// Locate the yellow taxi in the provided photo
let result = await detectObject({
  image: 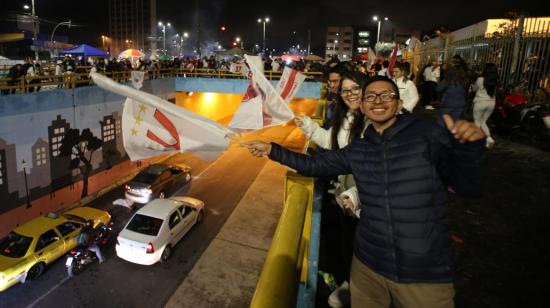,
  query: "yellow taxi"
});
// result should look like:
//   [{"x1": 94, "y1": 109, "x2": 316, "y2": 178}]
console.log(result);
[{"x1": 0, "y1": 207, "x2": 111, "y2": 292}]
